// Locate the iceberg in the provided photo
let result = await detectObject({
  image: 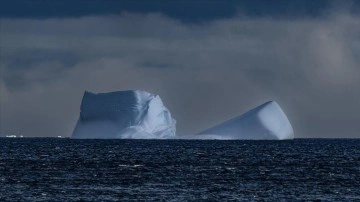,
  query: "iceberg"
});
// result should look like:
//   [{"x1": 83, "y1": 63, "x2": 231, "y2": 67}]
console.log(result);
[
  {"x1": 197, "y1": 101, "x2": 294, "y2": 140},
  {"x1": 71, "y1": 90, "x2": 176, "y2": 139},
  {"x1": 71, "y1": 89, "x2": 293, "y2": 140}
]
